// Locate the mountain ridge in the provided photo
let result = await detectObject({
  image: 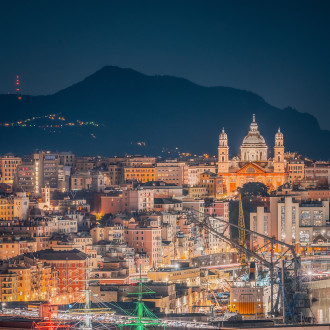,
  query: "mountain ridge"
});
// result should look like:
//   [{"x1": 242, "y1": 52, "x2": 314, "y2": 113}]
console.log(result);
[{"x1": 0, "y1": 65, "x2": 328, "y2": 159}]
